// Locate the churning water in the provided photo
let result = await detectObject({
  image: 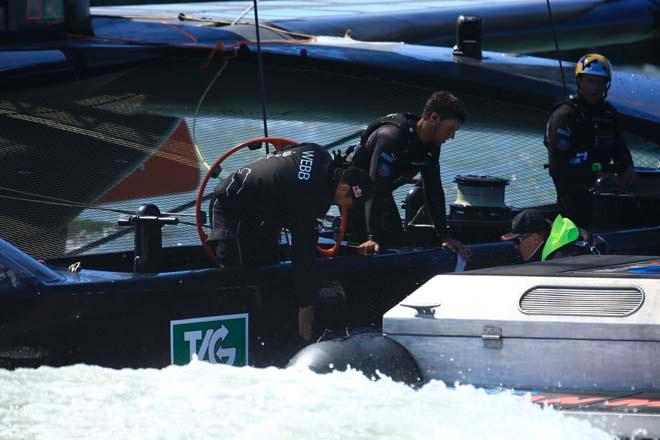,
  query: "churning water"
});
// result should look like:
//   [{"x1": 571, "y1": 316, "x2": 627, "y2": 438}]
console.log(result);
[{"x1": 0, "y1": 361, "x2": 611, "y2": 440}]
